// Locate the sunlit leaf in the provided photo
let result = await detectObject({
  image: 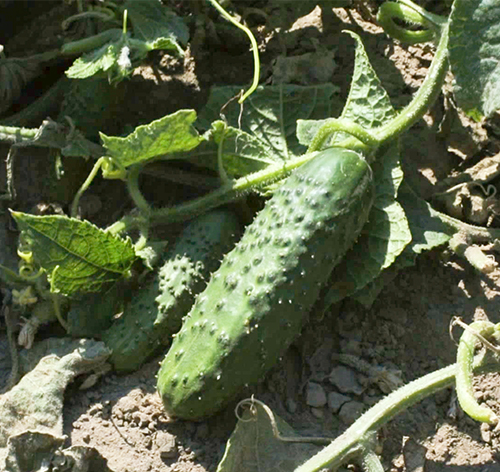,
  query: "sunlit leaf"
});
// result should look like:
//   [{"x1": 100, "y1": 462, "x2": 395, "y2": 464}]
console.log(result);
[
  {"x1": 449, "y1": 0, "x2": 500, "y2": 120},
  {"x1": 100, "y1": 109, "x2": 204, "y2": 168},
  {"x1": 11, "y1": 211, "x2": 136, "y2": 296}
]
